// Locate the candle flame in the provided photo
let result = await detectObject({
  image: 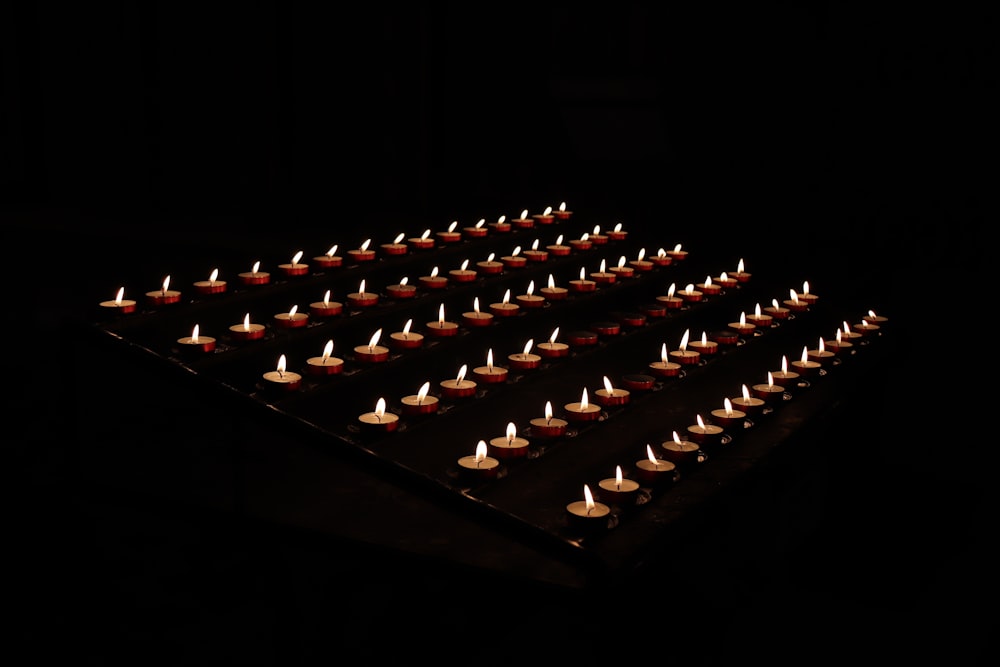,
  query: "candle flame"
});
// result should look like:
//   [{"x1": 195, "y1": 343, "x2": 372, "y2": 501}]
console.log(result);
[
  {"x1": 583, "y1": 484, "x2": 595, "y2": 511},
  {"x1": 399, "y1": 276, "x2": 408, "y2": 286},
  {"x1": 740, "y1": 311, "x2": 747, "y2": 326},
  {"x1": 322, "y1": 339, "x2": 334, "y2": 361},
  {"x1": 549, "y1": 327, "x2": 560, "y2": 344},
  {"x1": 438, "y1": 303, "x2": 446, "y2": 325},
  {"x1": 673, "y1": 243, "x2": 683, "y2": 253},
  {"x1": 742, "y1": 384, "x2": 751, "y2": 401},
  {"x1": 360, "y1": 239, "x2": 371, "y2": 251},
  {"x1": 556, "y1": 234, "x2": 564, "y2": 245},
  {"x1": 836, "y1": 329, "x2": 843, "y2": 343},
  {"x1": 369, "y1": 328, "x2": 382, "y2": 350},
  {"x1": 252, "y1": 261, "x2": 261, "y2": 274},
  {"x1": 615, "y1": 465, "x2": 624, "y2": 486},
  {"x1": 502, "y1": 289, "x2": 511, "y2": 305},
  {"x1": 417, "y1": 381, "x2": 430, "y2": 404},
  {"x1": 526, "y1": 280, "x2": 535, "y2": 297},
  {"x1": 545, "y1": 401, "x2": 553, "y2": 421},
  {"x1": 323, "y1": 289, "x2": 332, "y2": 305},
  {"x1": 277, "y1": 354, "x2": 287, "y2": 374},
  {"x1": 520, "y1": 209, "x2": 529, "y2": 219},
  {"x1": 802, "y1": 280, "x2": 811, "y2": 295},
  {"x1": 421, "y1": 229, "x2": 431, "y2": 240},
  {"x1": 548, "y1": 274, "x2": 556, "y2": 289},
  {"x1": 772, "y1": 298, "x2": 781, "y2": 310},
  {"x1": 617, "y1": 256, "x2": 626, "y2": 269},
  {"x1": 685, "y1": 283, "x2": 695, "y2": 293},
  {"x1": 191, "y1": 324, "x2": 200, "y2": 342},
  {"x1": 456, "y1": 364, "x2": 467, "y2": 383},
  {"x1": 755, "y1": 303, "x2": 764, "y2": 317},
  {"x1": 243, "y1": 313, "x2": 251, "y2": 330},
  {"x1": 700, "y1": 331, "x2": 708, "y2": 345},
  {"x1": 704, "y1": 275, "x2": 713, "y2": 287},
  {"x1": 696, "y1": 414, "x2": 706, "y2": 429},
  {"x1": 506, "y1": 422, "x2": 517, "y2": 442},
  {"x1": 559, "y1": 202, "x2": 567, "y2": 212},
  {"x1": 667, "y1": 283, "x2": 676, "y2": 298},
  {"x1": 476, "y1": 218, "x2": 486, "y2": 229},
  {"x1": 581, "y1": 232, "x2": 589, "y2": 241},
  {"x1": 430, "y1": 266, "x2": 439, "y2": 278},
  {"x1": 603, "y1": 375, "x2": 614, "y2": 395},
  {"x1": 818, "y1": 337, "x2": 826, "y2": 353},
  {"x1": 327, "y1": 244, "x2": 338, "y2": 257},
  {"x1": 868, "y1": 309, "x2": 878, "y2": 319},
  {"x1": 737, "y1": 258, "x2": 745, "y2": 273},
  {"x1": 523, "y1": 339, "x2": 533, "y2": 355},
  {"x1": 720, "y1": 271, "x2": 729, "y2": 282},
  {"x1": 657, "y1": 248, "x2": 666, "y2": 258},
  {"x1": 292, "y1": 250, "x2": 303, "y2": 265},
  {"x1": 661, "y1": 343, "x2": 669, "y2": 363},
  {"x1": 209, "y1": 268, "x2": 219, "y2": 283},
  {"x1": 781, "y1": 355, "x2": 789, "y2": 374},
  {"x1": 646, "y1": 444, "x2": 658, "y2": 466},
  {"x1": 162, "y1": 275, "x2": 171, "y2": 292},
  {"x1": 842, "y1": 321, "x2": 851, "y2": 335},
  {"x1": 359, "y1": 279, "x2": 366, "y2": 295},
  {"x1": 801, "y1": 346, "x2": 809, "y2": 363},
  {"x1": 724, "y1": 397, "x2": 733, "y2": 416},
  {"x1": 637, "y1": 248, "x2": 646, "y2": 261},
  {"x1": 374, "y1": 397, "x2": 386, "y2": 419},
  {"x1": 580, "y1": 388, "x2": 589, "y2": 410},
  {"x1": 475, "y1": 440, "x2": 487, "y2": 463},
  {"x1": 393, "y1": 232, "x2": 405, "y2": 244},
  {"x1": 614, "y1": 222, "x2": 623, "y2": 233},
  {"x1": 579, "y1": 267, "x2": 586, "y2": 281},
  {"x1": 672, "y1": 430, "x2": 683, "y2": 445},
  {"x1": 593, "y1": 225, "x2": 601, "y2": 235},
  {"x1": 487, "y1": 252, "x2": 495, "y2": 262},
  {"x1": 114, "y1": 287, "x2": 125, "y2": 304},
  {"x1": 486, "y1": 348, "x2": 494, "y2": 370},
  {"x1": 679, "y1": 329, "x2": 690, "y2": 351},
  {"x1": 532, "y1": 238, "x2": 539, "y2": 251},
  {"x1": 448, "y1": 221, "x2": 457, "y2": 233},
  {"x1": 788, "y1": 289, "x2": 799, "y2": 304},
  {"x1": 473, "y1": 297, "x2": 481, "y2": 314},
  {"x1": 600, "y1": 259, "x2": 607, "y2": 273},
  {"x1": 461, "y1": 259, "x2": 469, "y2": 271},
  {"x1": 543, "y1": 206, "x2": 552, "y2": 216},
  {"x1": 767, "y1": 371, "x2": 775, "y2": 387},
  {"x1": 288, "y1": 305, "x2": 298, "y2": 317},
  {"x1": 512, "y1": 245, "x2": 521, "y2": 257},
  {"x1": 403, "y1": 318, "x2": 412, "y2": 335}
]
